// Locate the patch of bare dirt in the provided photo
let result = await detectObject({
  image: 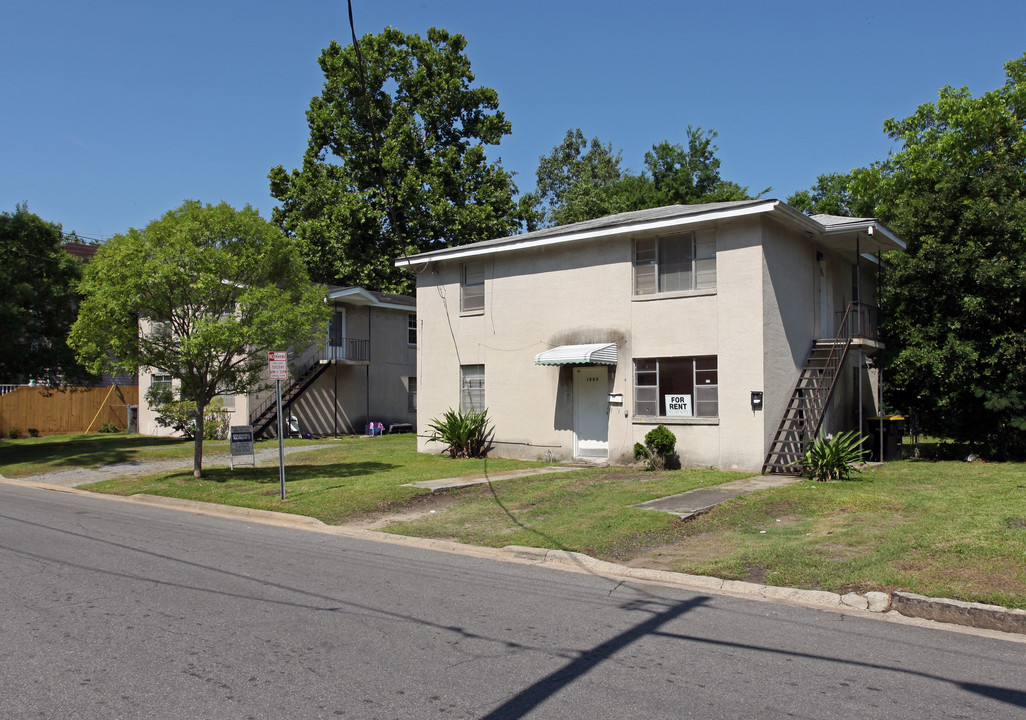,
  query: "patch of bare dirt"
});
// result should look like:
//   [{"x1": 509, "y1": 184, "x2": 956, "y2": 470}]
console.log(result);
[
  {"x1": 340, "y1": 492, "x2": 459, "y2": 530},
  {"x1": 620, "y1": 532, "x2": 740, "y2": 573}
]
